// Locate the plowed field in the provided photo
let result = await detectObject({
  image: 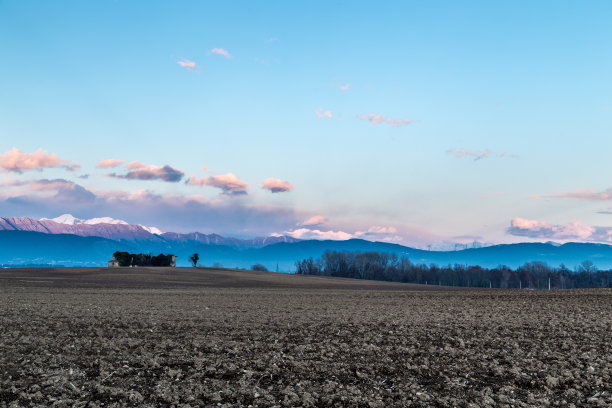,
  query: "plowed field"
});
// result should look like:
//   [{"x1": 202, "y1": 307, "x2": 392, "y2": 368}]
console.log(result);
[{"x1": 1, "y1": 268, "x2": 610, "y2": 407}]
